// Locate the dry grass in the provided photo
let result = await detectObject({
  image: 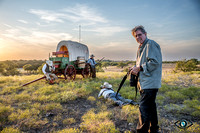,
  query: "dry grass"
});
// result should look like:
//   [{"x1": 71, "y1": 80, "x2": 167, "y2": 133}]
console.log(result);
[{"x1": 0, "y1": 63, "x2": 200, "y2": 132}]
